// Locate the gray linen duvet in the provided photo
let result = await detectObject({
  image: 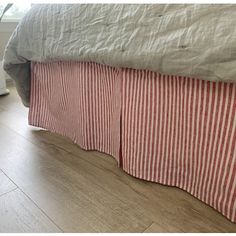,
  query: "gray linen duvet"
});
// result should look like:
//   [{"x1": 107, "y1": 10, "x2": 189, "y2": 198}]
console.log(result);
[{"x1": 3, "y1": 4, "x2": 236, "y2": 106}]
